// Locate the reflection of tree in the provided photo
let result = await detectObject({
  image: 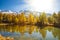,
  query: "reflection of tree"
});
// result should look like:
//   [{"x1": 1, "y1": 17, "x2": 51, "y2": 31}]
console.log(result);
[
  {"x1": 0, "y1": 25, "x2": 60, "y2": 40},
  {"x1": 52, "y1": 28, "x2": 58, "y2": 38},
  {"x1": 52, "y1": 28, "x2": 60, "y2": 40},
  {"x1": 28, "y1": 26, "x2": 35, "y2": 34},
  {"x1": 0, "y1": 26, "x2": 4, "y2": 32},
  {"x1": 36, "y1": 27, "x2": 39, "y2": 32},
  {"x1": 5, "y1": 25, "x2": 14, "y2": 32},
  {"x1": 19, "y1": 25, "x2": 26, "y2": 34},
  {"x1": 47, "y1": 27, "x2": 53, "y2": 32},
  {"x1": 0, "y1": 25, "x2": 35, "y2": 35},
  {"x1": 39, "y1": 29, "x2": 47, "y2": 39}
]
